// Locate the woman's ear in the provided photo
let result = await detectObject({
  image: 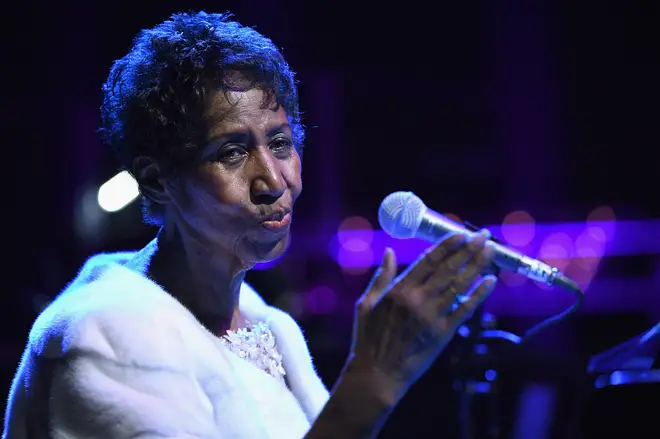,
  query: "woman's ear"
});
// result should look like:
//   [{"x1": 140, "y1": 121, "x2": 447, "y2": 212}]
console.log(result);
[{"x1": 132, "y1": 156, "x2": 170, "y2": 205}]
